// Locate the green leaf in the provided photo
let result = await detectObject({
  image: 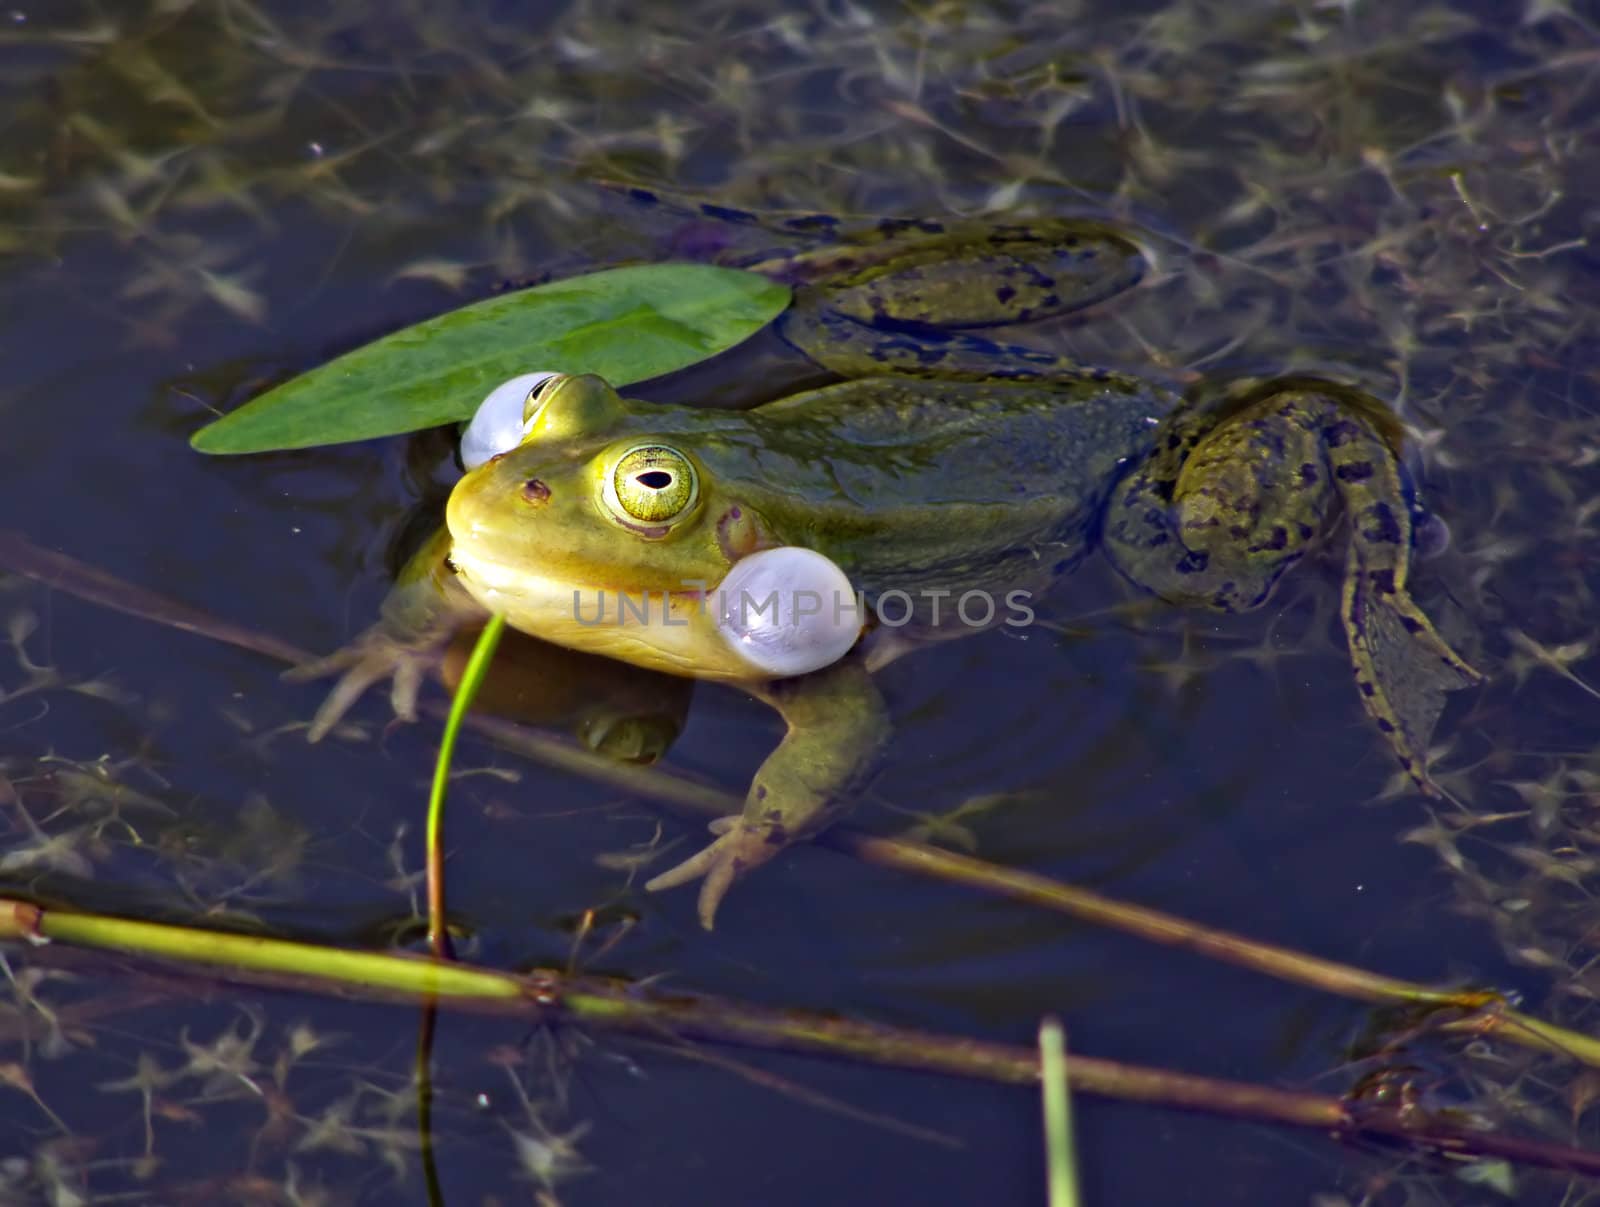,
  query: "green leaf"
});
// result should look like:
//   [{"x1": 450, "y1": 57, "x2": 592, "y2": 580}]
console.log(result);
[{"x1": 191, "y1": 263, "x2": 790, "y2": 455}]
